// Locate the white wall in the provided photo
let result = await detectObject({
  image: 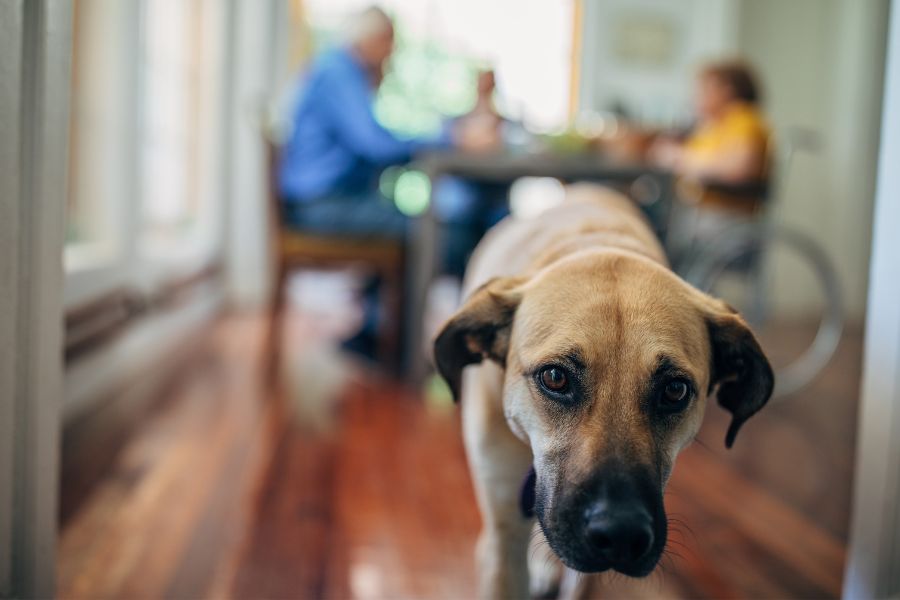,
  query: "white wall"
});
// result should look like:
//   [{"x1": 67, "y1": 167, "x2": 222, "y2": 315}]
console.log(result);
[
  {"x1": 580, "y1": 0, "x2": 741, "y2": 125},
  {"x1": 223, "y1": 0, "x2": 289, "y2": 309},
  {"x1": 737, "y1": 0, "x2": 889, "y2": 318}
]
